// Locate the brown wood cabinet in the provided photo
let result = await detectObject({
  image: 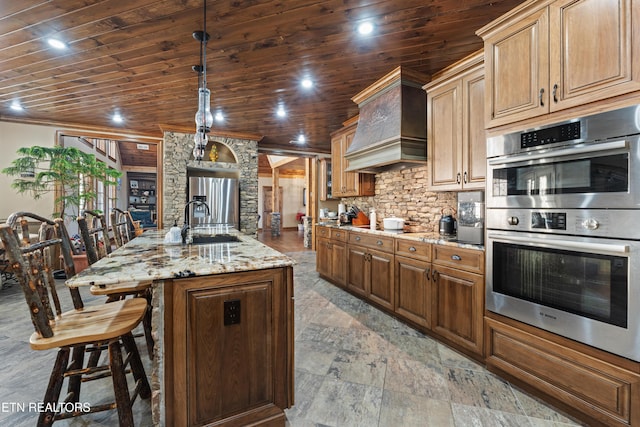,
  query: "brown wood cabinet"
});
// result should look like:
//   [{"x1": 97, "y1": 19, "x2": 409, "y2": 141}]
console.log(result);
[
  {"x1": 330, "y1": 118, "x2": 375, "y2": 198},
  {"x1": 478, "y1": 0, "x2": 640, "y2": 128},
  {"x1": 394, "y1": 238, "x2": 432, "y2": 328},
  {"x1": 347, "y1": 232, "x2": 395, "y2": 310},
  {"x1": 164, "y1": 268, "x2": 294, "y2": 427},
  {"x1": 425, "y1": 51, "x2": 486, "y2": 190},
  {"x1": 486, "y1": 314, "x2": 640, "y2": 427},
  {"x1": 318, "y1": 158, "x2": 334, "y2": 201},
  {"x1": 316, "y1": 226, "x2": 348, "y2": 287},
  {"x1": 431, "y1": 246, "x2": 485, "y2": 356}
]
